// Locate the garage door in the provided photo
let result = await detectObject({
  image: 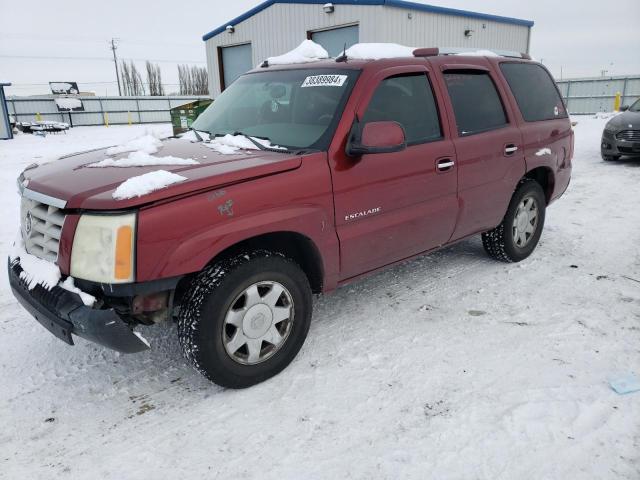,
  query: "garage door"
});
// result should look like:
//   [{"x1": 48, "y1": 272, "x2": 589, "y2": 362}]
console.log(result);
[
  {"x1": 221, "y1": 43, "x2": 253, "y2": 90},
  {"x1": 311, "y1": 25, "x2": 359, "y2": 57}
]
